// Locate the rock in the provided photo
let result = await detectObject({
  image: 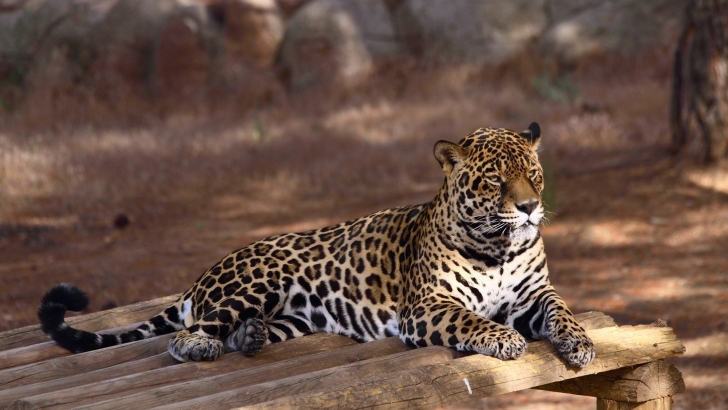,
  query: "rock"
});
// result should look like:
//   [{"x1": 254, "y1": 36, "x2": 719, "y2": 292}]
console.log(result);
[
  {"x1": 10, "y1": 0, "x2": 111, "y2": 106},
  {"x1": 90, "y1": 0, "x2": 182, "y2": 95},
  {"x1": 276, "y1": 0, "x2": 308, "y2": 17},
  {"x1": 393, "y1": 0, "x2": 548, "y2": 64},
  {"x1": 216, "y1": 0, "x2": 285, "y2": 68},
  {"x1": 539, "y1": 0, "x2": 689, "y2": 61},
  {"x1": 0, "y1": 0, "x2": 23, "y2": 12},
  {"x1": 278, "y1": 0, "x2": 372, "y2": 91},
  {"x1": 154, "y1": 3, "x2": 225, "y2": 98},
  {"x1": 155, "y1": 14, "x2": 210, "y2": 97},
  {"x1": 335, "y1": 0, "x2": 400, "y2": 59}
]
